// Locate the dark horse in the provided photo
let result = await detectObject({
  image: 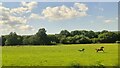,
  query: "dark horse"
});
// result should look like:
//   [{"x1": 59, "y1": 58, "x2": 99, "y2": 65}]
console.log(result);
[
  {"x1": 96, "y1": 46, "x2": 104, "y2": 52},
  {"x1": 78, "y1": 48, "x2": 85, "y2": 52}
]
